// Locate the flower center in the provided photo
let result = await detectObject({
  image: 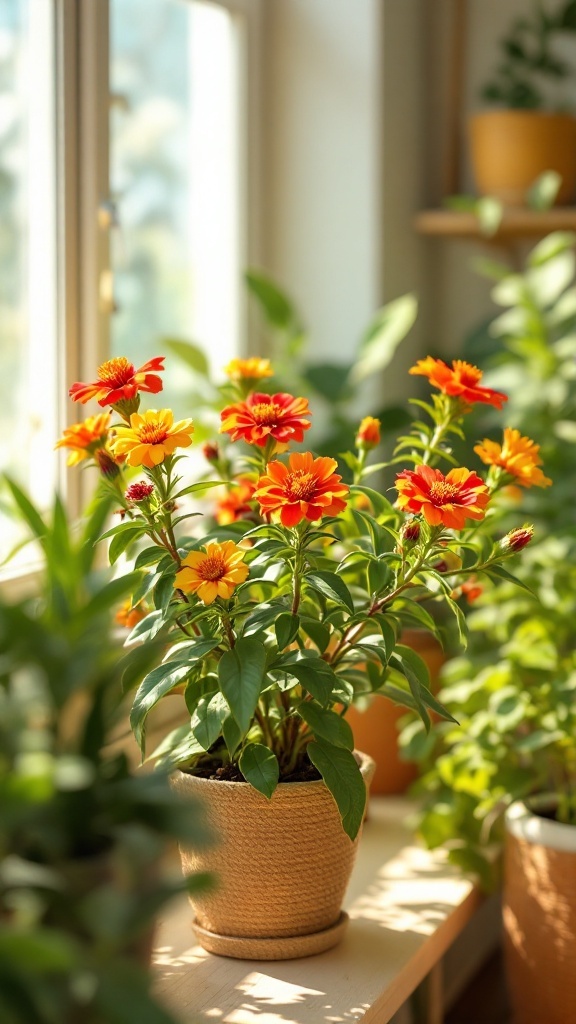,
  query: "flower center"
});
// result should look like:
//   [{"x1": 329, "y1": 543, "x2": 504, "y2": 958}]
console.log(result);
[
  {"x1": 455, "y1": 363, "x2": 482, "y2": 387},
  {"x1": 251, "y1": 402, "x2": 283, "y2": 425},
  {"x1": 429, "y1": 481, "x2": 459, "y2": 504},
  {"x1": 285, "y1": 470, "x2": 317, "y2": 502},
  {"x1": 137, "y1": 422, "x2": 169, "y2": 445},
  {"x1": 98, "y1": 357, "x2": 135, "y2": 387},
  {"x1": 198, "y1": 555, "x2": 227, "y2": 581}
]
